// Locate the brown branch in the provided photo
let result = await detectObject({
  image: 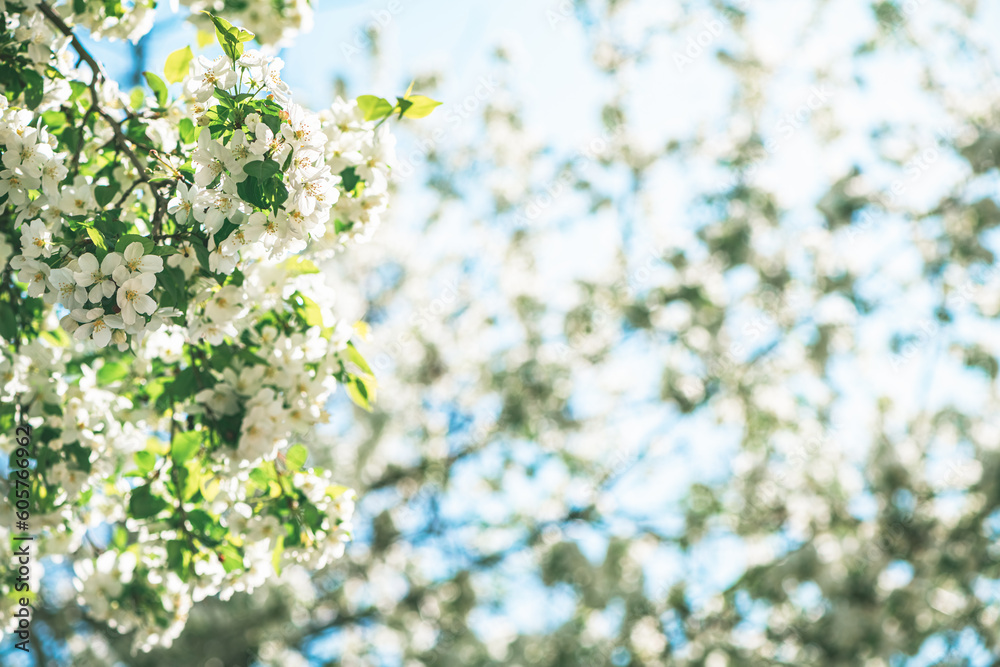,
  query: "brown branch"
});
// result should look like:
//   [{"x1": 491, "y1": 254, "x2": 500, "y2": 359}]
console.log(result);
[
  {"x1": 69, "y1": 104, "x2": 94, "y2": 173},
  {"x1": 37, "y1": 1, "x2": 170, "y2": 233}
]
